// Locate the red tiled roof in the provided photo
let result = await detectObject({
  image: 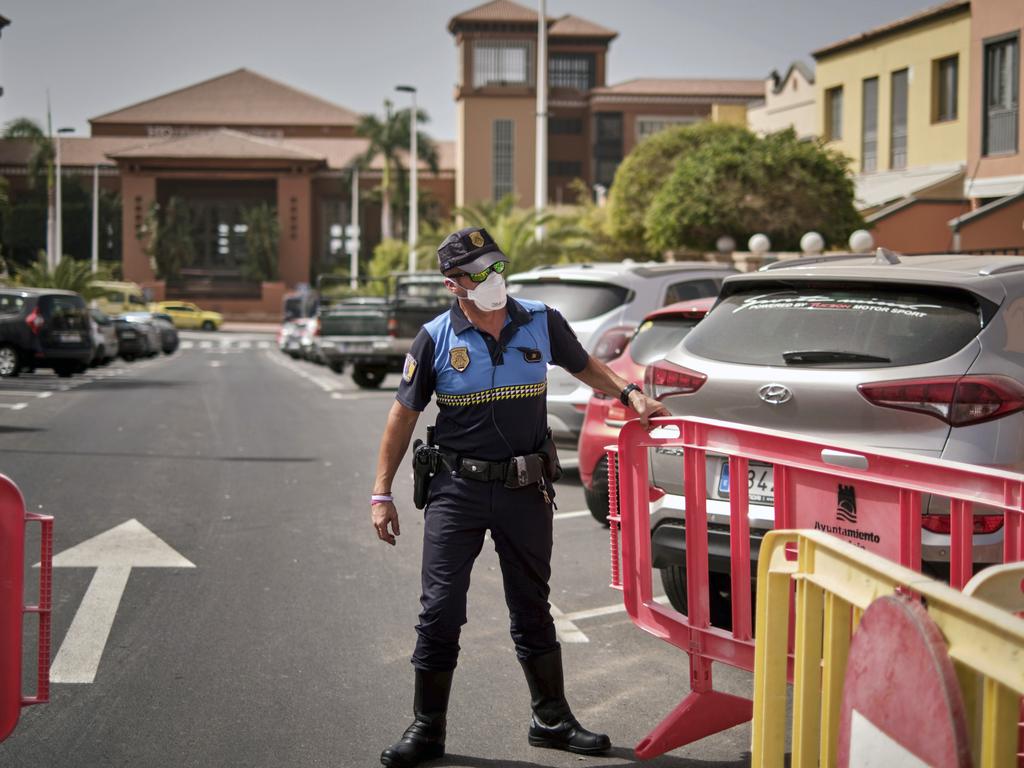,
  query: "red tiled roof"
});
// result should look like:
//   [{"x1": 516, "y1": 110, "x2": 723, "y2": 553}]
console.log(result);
[
  {"x1": 549, "y1": 14, "x2": 617, "y2": 39},
  {"x1": 813, "y1": 0, "x2": 969, "y2": 59},
  {"x1": 90, "y1": 69, "x2": 360, "y2": 128},
  {"x1": 106, "y1": 129, "x2": 327, "y2": 162},
  {"x1": 590, "y1": 78, "x2": 764, "y2": 98},
  {"x1": 449, "y1": 0, "x2": 540, "y2": 30}
]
